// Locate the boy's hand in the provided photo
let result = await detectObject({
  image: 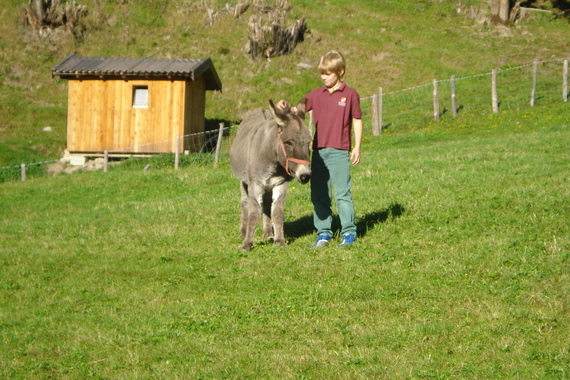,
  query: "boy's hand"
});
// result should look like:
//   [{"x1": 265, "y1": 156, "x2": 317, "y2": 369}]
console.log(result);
[
  {"x1": 351, "y1": 119, "x2": 363, "y2": 166},
  {"x1": 276, "y1": 99, "x2": 291, "y2": 112},
  {"x1": 351, "y1": 148, "x2": 361, "y2": 166},
  {"x1": 276, "y1": 99, "x2": 298, "y2": 114}
]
